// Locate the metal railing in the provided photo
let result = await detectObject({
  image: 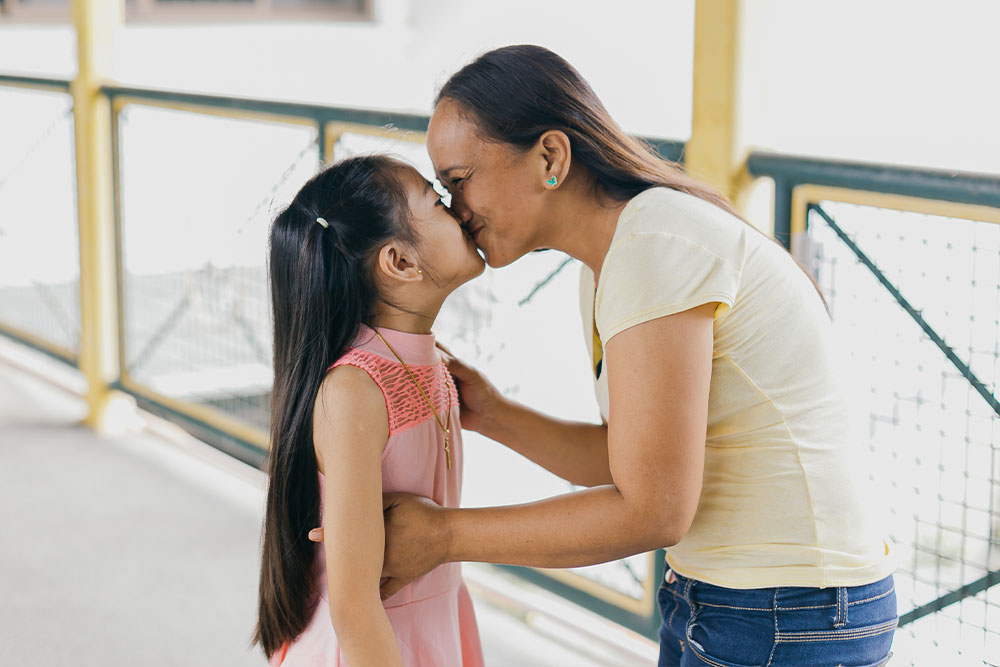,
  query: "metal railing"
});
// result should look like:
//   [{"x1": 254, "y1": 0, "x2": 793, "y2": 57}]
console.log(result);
[
  {"x1": 4, "y1": 70, "x2": 999, "y2": 655},
  {"x1": 0, "y1": 72, "x2": 683, "y2": 640},
  {"x1": 750, "y1": 153, "x2": 1000, "y2": 665},
  {"x1": 0, "y1": 75, "x2": 78, "y2": 365}
]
